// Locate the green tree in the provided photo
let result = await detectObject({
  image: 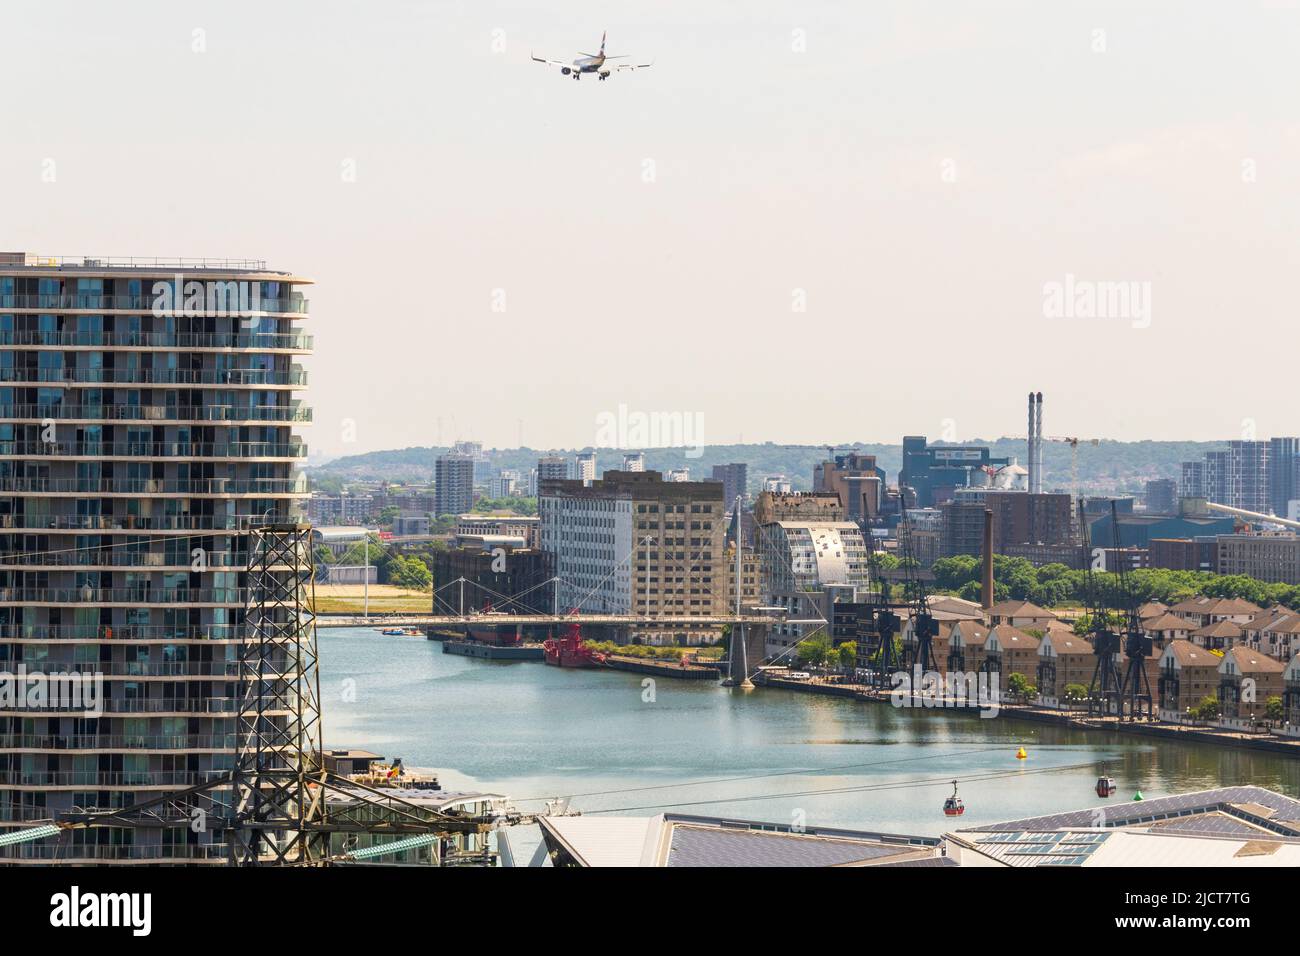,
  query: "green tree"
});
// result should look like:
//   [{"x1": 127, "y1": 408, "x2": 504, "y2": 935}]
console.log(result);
[
  {"x1": 1265, "y1": 696, "x2": 1285, "y2": 724},
  {"x1": 837, "y1": 641, "x2": 857, "y2": 669},
  {"x1": 1192, "y1": 695, "x2": 1221, "y2": 721},
  {"x1": 1007, "y1": 672, "x2": 1037, "y2": 701},
  {"x1": 388, "y1": 554, "x2": 432, "y2": 590},
  {"x1": 796, "y1": 633, "x2": 833, "y2": 668},
  {"x1": 1063, "y1": 683, "x2": 1088, "y2": 702}
]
